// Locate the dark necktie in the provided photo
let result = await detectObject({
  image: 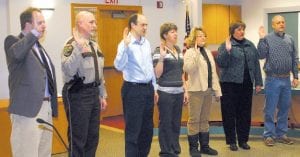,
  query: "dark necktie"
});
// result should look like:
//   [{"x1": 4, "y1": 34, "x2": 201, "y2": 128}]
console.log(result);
[
  {"x1": 37, "y1": 42, "x2": 54, "y2": 95},
  {"x1": 89, "y1": 41, "x2": 100, "y2": 84}
]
